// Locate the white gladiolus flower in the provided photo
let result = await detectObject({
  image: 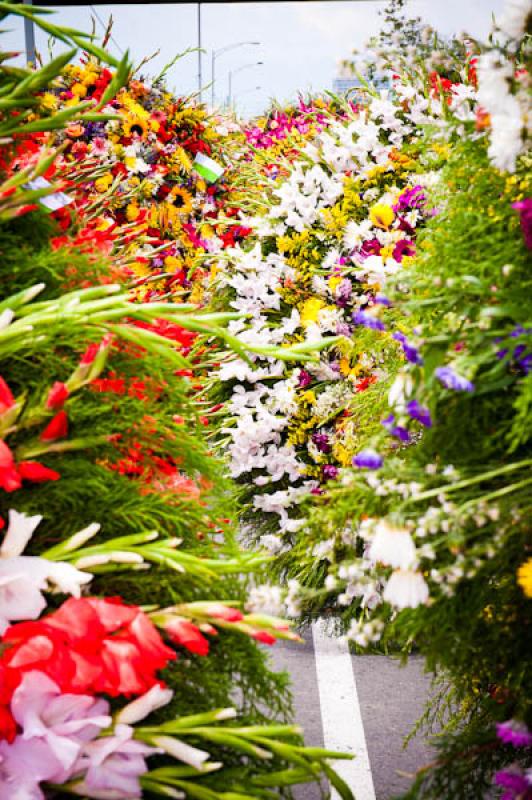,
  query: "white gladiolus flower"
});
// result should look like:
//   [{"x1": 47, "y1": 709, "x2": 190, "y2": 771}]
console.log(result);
[
  {"x1": 152, "y1": 736, "x2": 211, "y2": 770},
  {"x1": 383, "y1": 569, "x2": 429, "y2": 609},
  {"x1": 1, "y1": 509, "x2": 43, "y2": 558},
  {"x1": 369, "y1": 520, "x2": 417, "y2": 569},
  {"x1": 116, "y1": 685, "x2": 174, "y2": 725}
]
